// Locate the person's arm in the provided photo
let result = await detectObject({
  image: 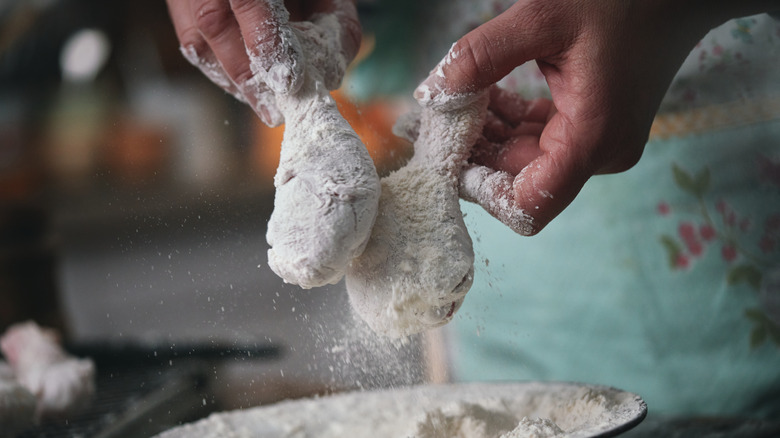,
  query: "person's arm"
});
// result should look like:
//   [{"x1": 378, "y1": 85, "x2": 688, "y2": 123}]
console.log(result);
[
  {"x1": 417, "y1": 0, "x2": 776, "y2": 235},
  {"x1": 165, "y1": 0, "x2": 360, "y2": 126}
]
